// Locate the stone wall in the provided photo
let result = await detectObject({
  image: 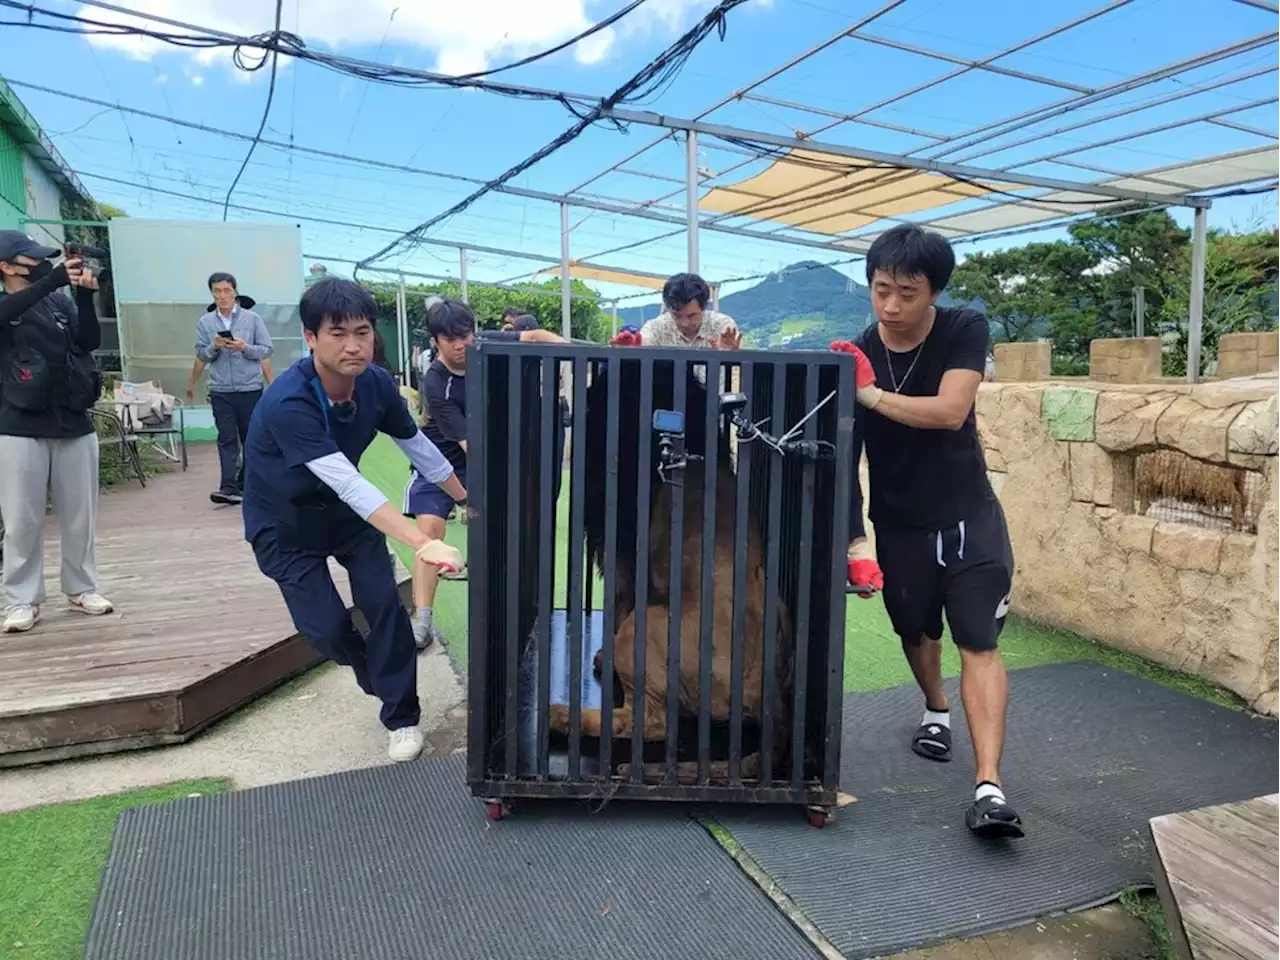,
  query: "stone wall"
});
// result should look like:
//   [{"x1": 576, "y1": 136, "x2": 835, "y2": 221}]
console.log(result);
[
  {"x1": 1088, "y1": 337, "x2": 1163, "y2": 383},
  {"x1": 1217, "y1": 331, "x2": 1280, "y2": 379},
  {"x1": 974, "y1": 375, "x2": 1278, "y2": 715},
  {"x1": 993, "y1": 341, "x2": 1051, "y2": 382}
]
